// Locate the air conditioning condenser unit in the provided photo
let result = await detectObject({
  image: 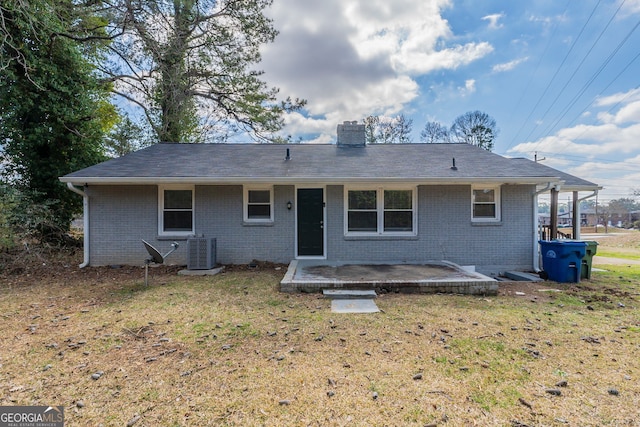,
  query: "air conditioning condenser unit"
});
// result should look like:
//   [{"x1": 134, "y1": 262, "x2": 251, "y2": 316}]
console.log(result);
[{"x1": 187, "y1": 237, "x2": 216, "y2": 270}]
